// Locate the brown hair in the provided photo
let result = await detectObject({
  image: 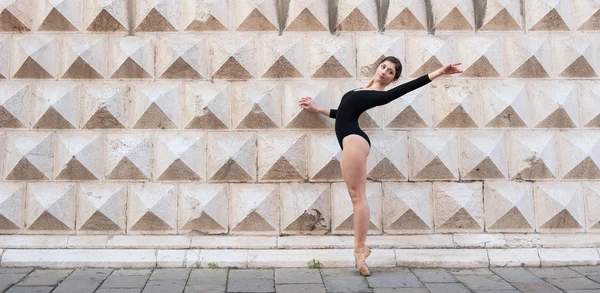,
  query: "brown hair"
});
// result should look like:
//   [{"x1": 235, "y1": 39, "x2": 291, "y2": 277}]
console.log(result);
[{"x1": 380, "y1": 56, "x2": 402, "y2": 80}]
